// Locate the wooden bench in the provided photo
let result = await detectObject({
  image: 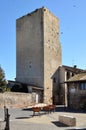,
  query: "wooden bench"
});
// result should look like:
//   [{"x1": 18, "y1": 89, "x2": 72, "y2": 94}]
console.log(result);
[
  {"x1": 59, "y1": 115, "x2": 76, "y2": 126},
  {"x1": 49, "y1": 105, "x2": 56, "y2": 112},
  {"x1": 32, "y1": 107, "x2": 41, "y2": 116},
  {"x1": 43, "y1": 105, "x2": 56, "y2": 113},
  {"x1": 32, "y1": 104, "x2": 56, "y2": 116}
]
